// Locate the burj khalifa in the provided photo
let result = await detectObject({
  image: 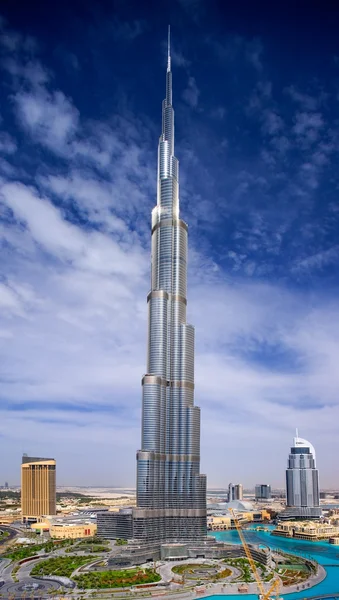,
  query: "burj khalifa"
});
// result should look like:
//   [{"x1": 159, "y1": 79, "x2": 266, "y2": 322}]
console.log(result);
[{"x1": 133, "y1": 29, "x2": 207, "y2": 543}]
